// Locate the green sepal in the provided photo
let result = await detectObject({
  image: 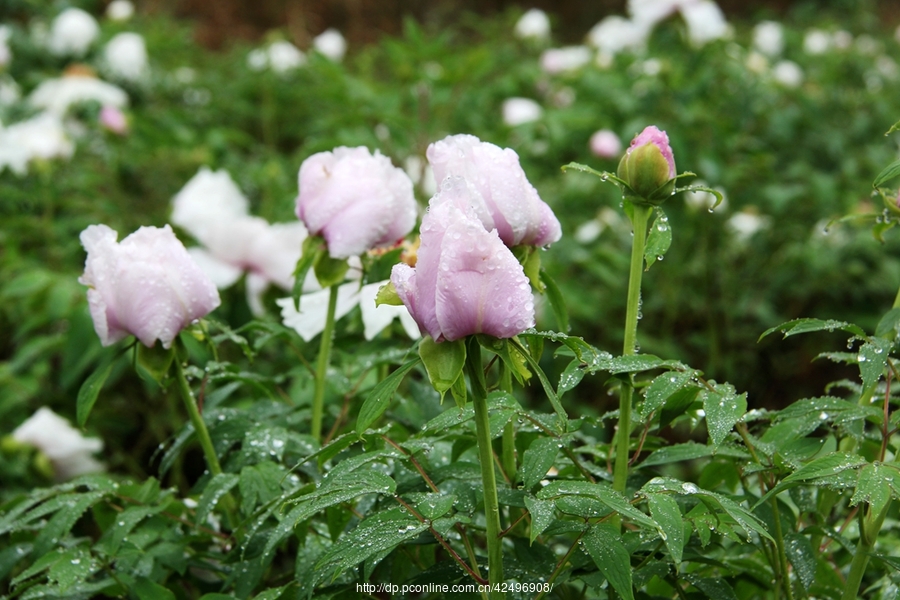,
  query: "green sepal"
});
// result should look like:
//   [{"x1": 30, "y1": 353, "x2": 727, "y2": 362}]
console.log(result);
[
  {"x1": 478, "y1": 336, "x2": 531, "y2": 386},
  {"x1": 419, "y1": 337, "x2": 467, "y2": 401},
  {"x1": 450, "y1": 372, "x2": 467, "y2": 409},
  {"x1": 137, "y1": 343, "x2": 176, "y2": 384},
  {"x1": 292, "y1": 236, "x2": 326, "y2": 310},
  {"x1": 362, "y1": 246, "x2": 404, "y2": 285},
  {"x1": 881, "y1": 188, "x2": 900, "y2": 217},
  {"x1": 513, "y1": 246, "x2": 544, "y2": 292},
  {"x1": 314, "y1": 254, "x2": 350, "y2": 289},
  {"x1": 375, "y1": 281, "x2": 403, "y2": 307},
  {"x1": 873, "y1": 158, "x2": 900, "y2": 188}
]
